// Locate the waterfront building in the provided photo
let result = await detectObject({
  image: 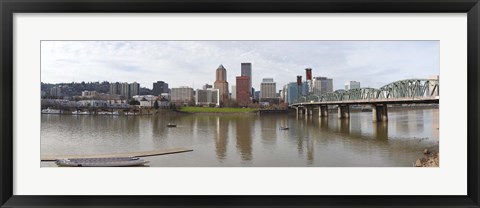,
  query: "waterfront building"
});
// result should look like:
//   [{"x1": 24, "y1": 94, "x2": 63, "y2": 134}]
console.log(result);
[
  {"x1": 312, "y1": 77, "x2": 333, "y2": 96},
  {"x1": 236, "y1": 76, "x2": 251, "y2": 107},
  {"x1": 345, "y1": 81, "x2": 361, "y2": 90},
  {"x1": 241, "y1": 63, "x2": 252, "y2": 98},
  {"x1": 195, "y1": 88, "x2": 220, "y2": 107},
  {"x1": 213, "y1": 64, "x2": 229, "y2": 104},
  {"x1": 231, "y1": 85, "x2": 237, "y2": 100},
  {"x1": 152, "y1": 81, "x2": 169, "y2": 95},
  {"x1": 260, "y1": 78, "x2": 276, "y2": 100},
  {"x1": 171, "y1": 86, "x2": 194, "y2": 104}
]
